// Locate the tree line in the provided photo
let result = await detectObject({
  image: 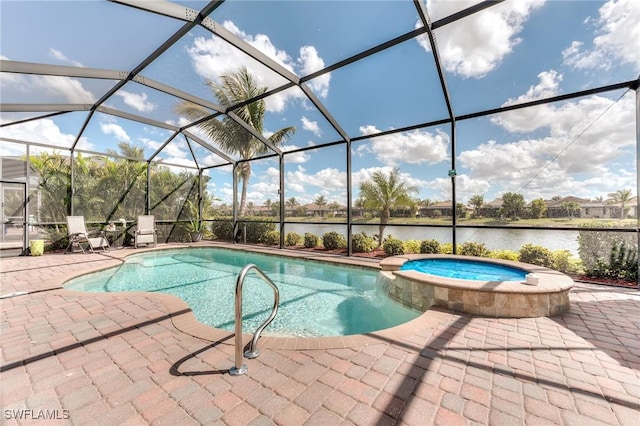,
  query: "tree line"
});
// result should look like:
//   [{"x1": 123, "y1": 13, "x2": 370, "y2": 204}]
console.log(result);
[{"x1": 29, "y1": 143, "x2": 213, "y2": 226}]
